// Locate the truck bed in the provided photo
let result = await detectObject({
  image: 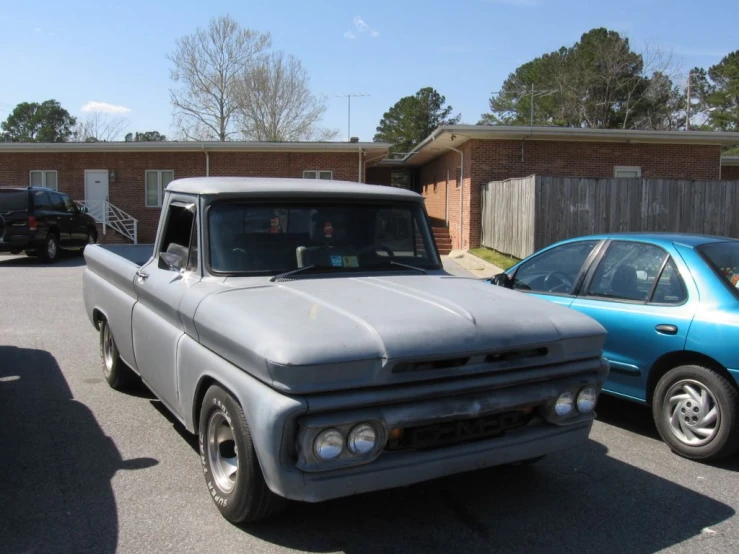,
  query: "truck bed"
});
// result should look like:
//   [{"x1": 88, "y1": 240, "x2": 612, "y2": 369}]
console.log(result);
[{"x1": 96, "y1": 244, "x2": 153, "y2": 267}]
